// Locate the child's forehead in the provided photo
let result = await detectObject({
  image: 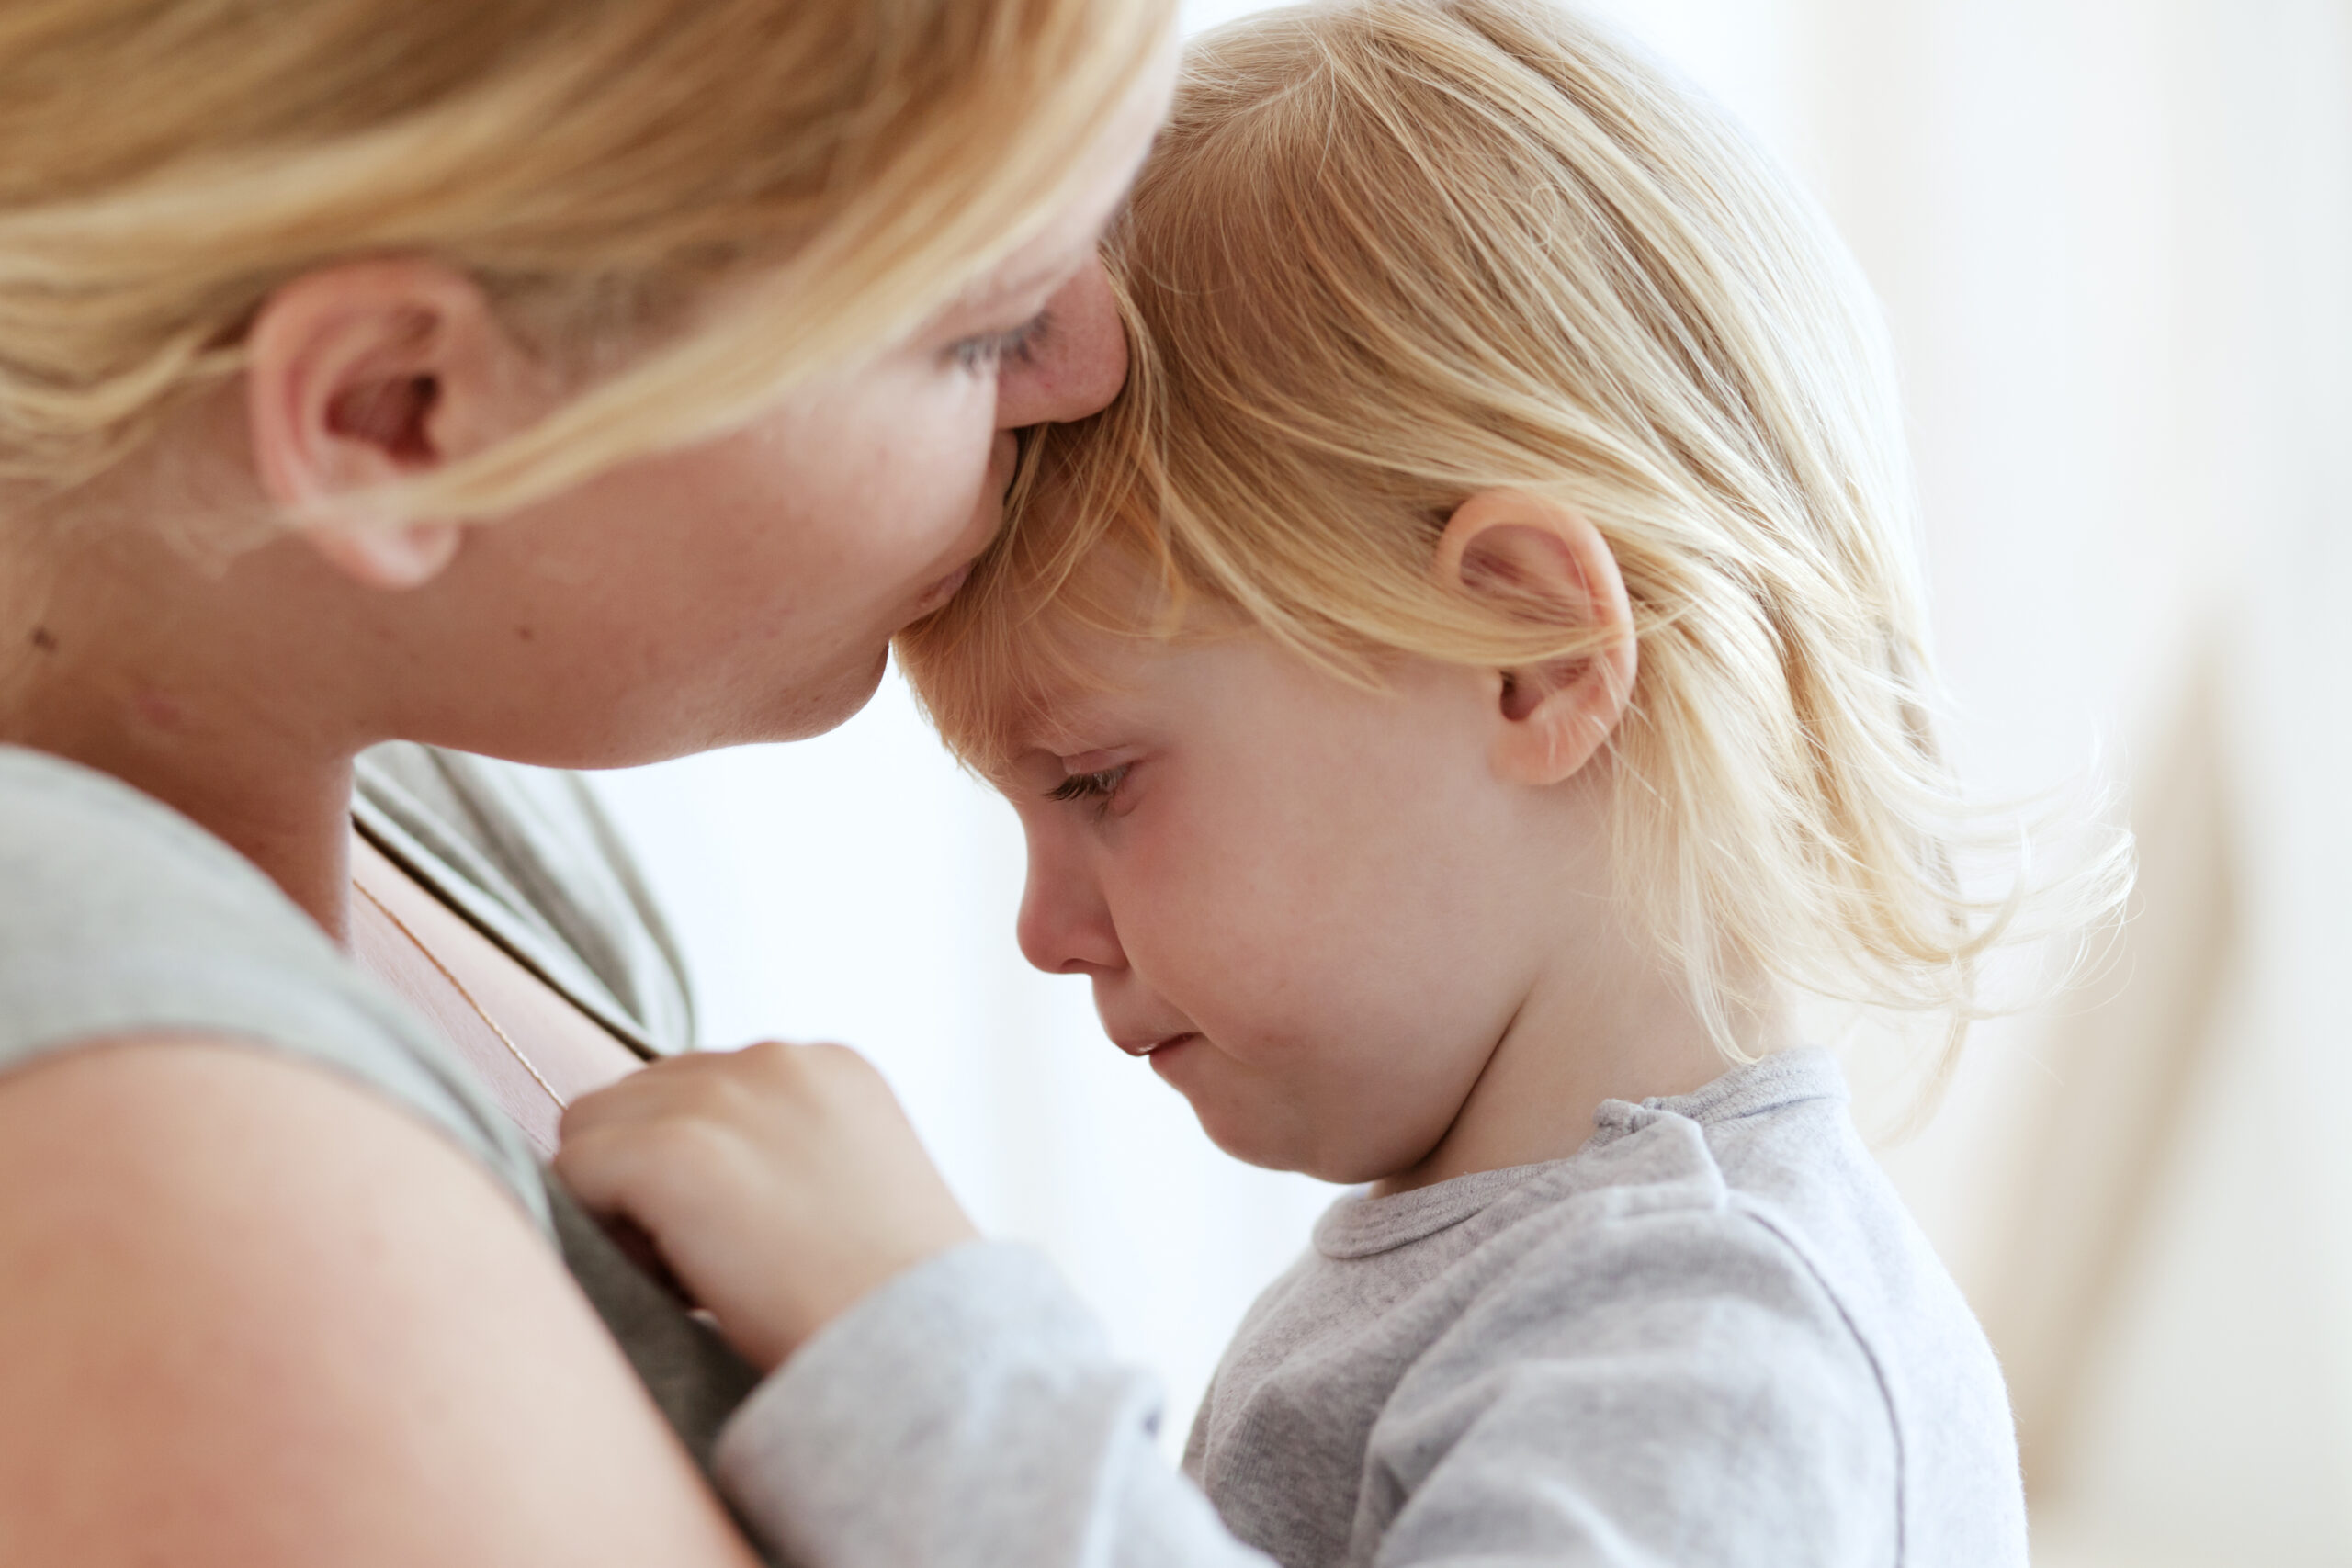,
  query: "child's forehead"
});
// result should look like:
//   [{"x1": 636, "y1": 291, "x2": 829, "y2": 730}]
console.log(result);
[
  {"x1": 999, "y1": 621, "x2": 1161, "y2": 749},
  {"x1": 946, "y1": 526, "x2": 1252, "y2": 773},
  {"x1": 966, "y1": 660, "x2": 1145, "y2": 795},
  {"x1": 975, "y1": 603, "x2": 1264, "y2": 782},
  {"x1": 986, "y1": 551, "x2": 1211, "y2": 729}
]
